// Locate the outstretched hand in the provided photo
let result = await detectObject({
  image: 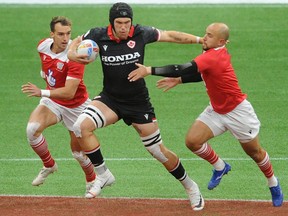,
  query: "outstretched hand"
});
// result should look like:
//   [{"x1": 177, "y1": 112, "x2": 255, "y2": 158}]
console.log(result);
[
  {"x1": 156, "y1": 77, "x2": 181, "y2": 92},
  {"x1": 21, "y1": 82, "x2": 41, "y2": 97},
  {"x1": 128, "y1": 63, "x2": 151, "y2": 82}
]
